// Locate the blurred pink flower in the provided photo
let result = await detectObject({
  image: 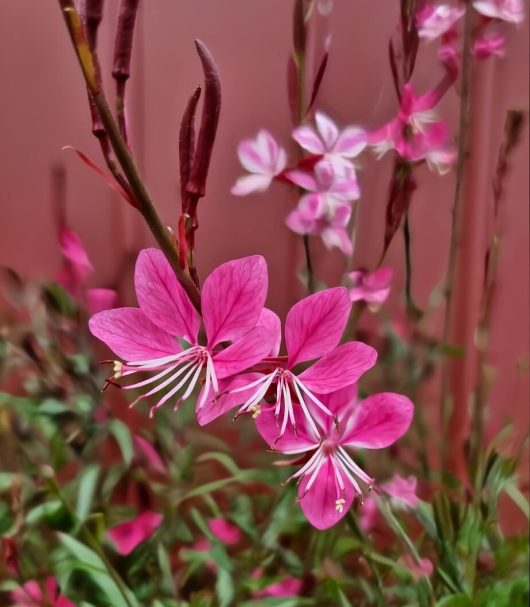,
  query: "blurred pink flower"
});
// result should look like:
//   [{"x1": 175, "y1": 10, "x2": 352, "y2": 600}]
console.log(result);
[
  {"x1": 473, "y1": 0, "x2": 525, "y2": 23},
  {"x1": 231, "y1": 130, "x2": 287, "y2": 195},
  {"x1": 292, "y1": 111, "x2": 366, "y2": 169},
  {"x1": 11, "y1": 578, "x2": 74, "y2": 607},
  {"x1": 349, "y1": 267, "x2": 394, "y2": 310},
  {"x1": 257, "y1": 385, "x2": 414, "y2": 530},
  {"x1": 360, "y1": 474, "x2": 419, "y2": 531},
  {"x1": 107, "y1": 510, "x2": 162, "y2": 555},
  {"x1": 286, "y1": 159, "x2": 360, "y2": 254},
  {"x1": 473, "y1": 32, "x2": 506, "y2": 58},
  {"x1": 252, "y1": 570, "x2": 303, "y2": 598},
  {"x1": 209, "y1": 518, "x2": 241, "y2": 545},
  {"x1": 234, "y1": 288, "x2": 377, "y2": 441},
  {"x1": 416, "y1": 4, "x2": 465, "y2": 41},
  {"x1": 399, "y1": 554, "x2": 434, "y2": 580},
  {"x1": 89, "y1": 250, "x2": 273, "y2": 417},
  {"x1": 133, "y1": 435, "x2": 166, "y2": 473}
]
